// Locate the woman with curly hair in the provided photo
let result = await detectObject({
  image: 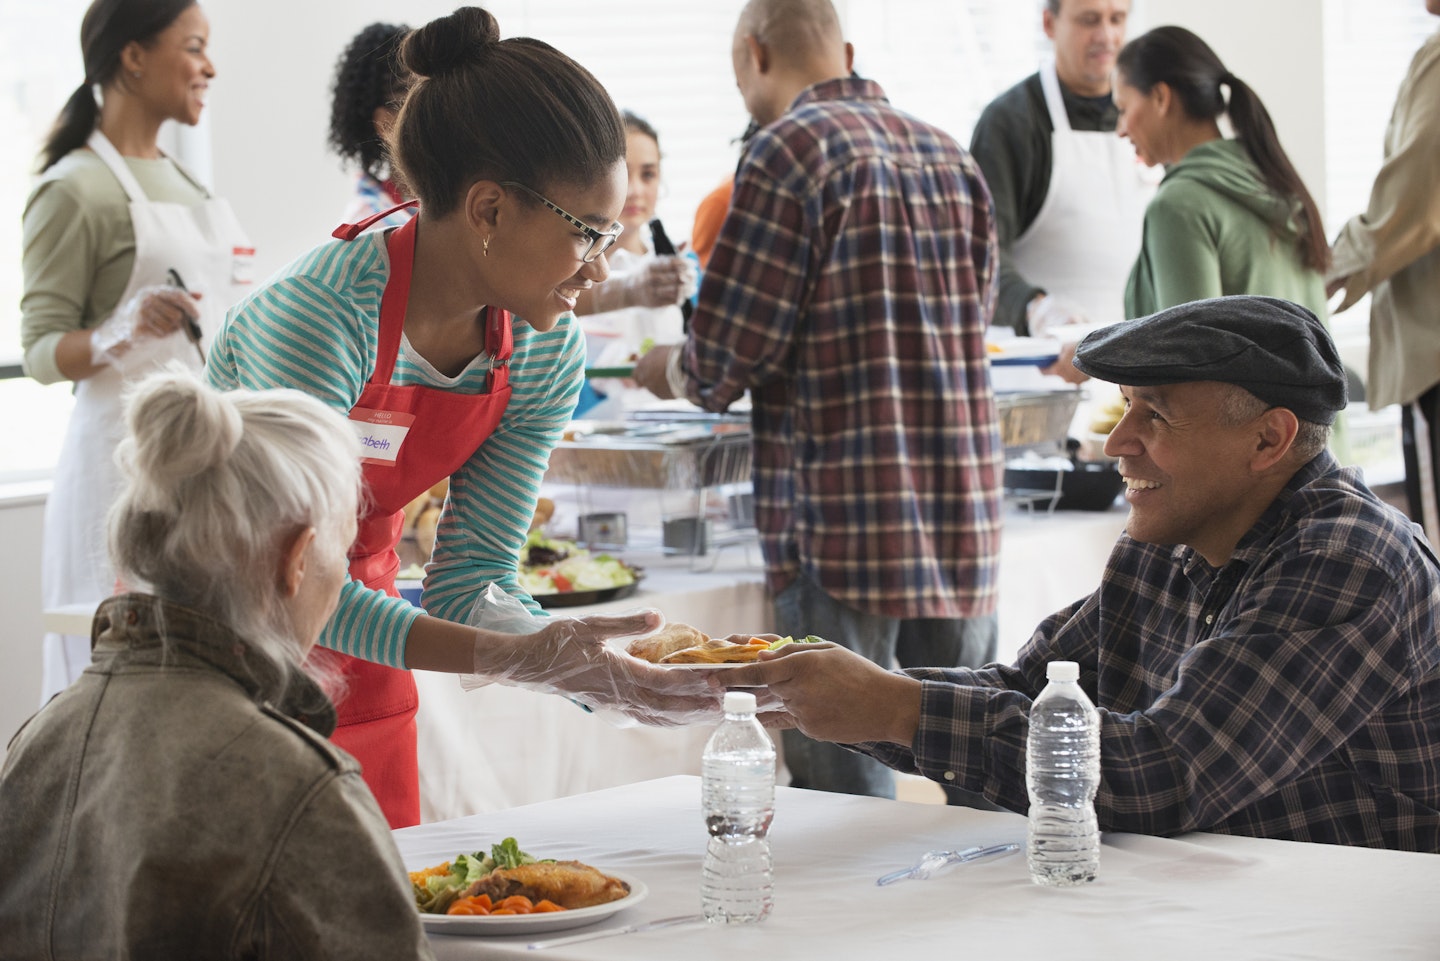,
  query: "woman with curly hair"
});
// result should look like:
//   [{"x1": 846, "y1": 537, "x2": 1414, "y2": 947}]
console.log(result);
[{"x1": 329, "y1": 21, "x2": 413, "y2": 229}]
